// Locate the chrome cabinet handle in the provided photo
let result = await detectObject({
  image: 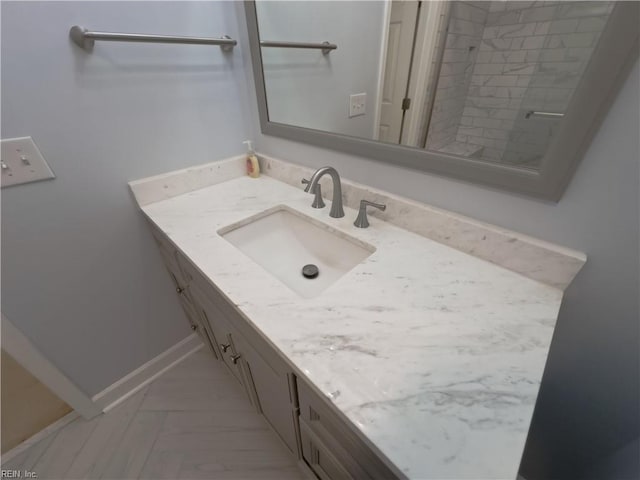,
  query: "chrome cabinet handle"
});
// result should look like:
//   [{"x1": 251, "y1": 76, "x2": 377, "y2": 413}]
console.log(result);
[
  {"x1": 230, "y1": 353, "x2": 241, "y2": 364},
  {"x1": 176, "y1": 286, "x2": 184, "y2": 294},
  {"x1": 190, "y1": 324, "x2": 197, "y2": 331},
  {"x1": 220, "y1": 343, "x2": 231, "y2": 353}
]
